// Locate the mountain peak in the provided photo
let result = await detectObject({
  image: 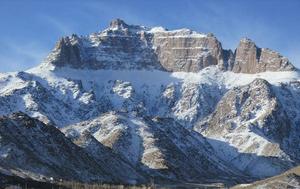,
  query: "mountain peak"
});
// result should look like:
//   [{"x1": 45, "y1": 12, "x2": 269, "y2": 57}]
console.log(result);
[
  {"x1": 239, "y1": 37, "x2": 256, "y2": 44},
  {"x1": 109, "y1": 18, "x2": 129, "y2": 30}
]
